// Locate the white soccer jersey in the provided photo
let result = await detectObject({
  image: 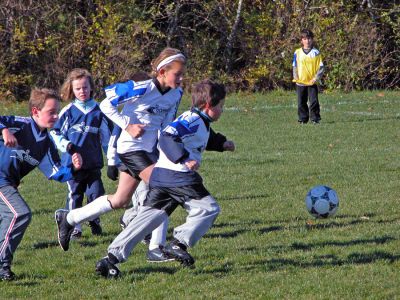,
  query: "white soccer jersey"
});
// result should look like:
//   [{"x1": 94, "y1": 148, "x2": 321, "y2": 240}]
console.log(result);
[
  {"x1": 100, "y1": 79, "x2": 183, "y2": 154},
  {"x1": 157, "y1": 109, "x2": 210, "y2": 172}
]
